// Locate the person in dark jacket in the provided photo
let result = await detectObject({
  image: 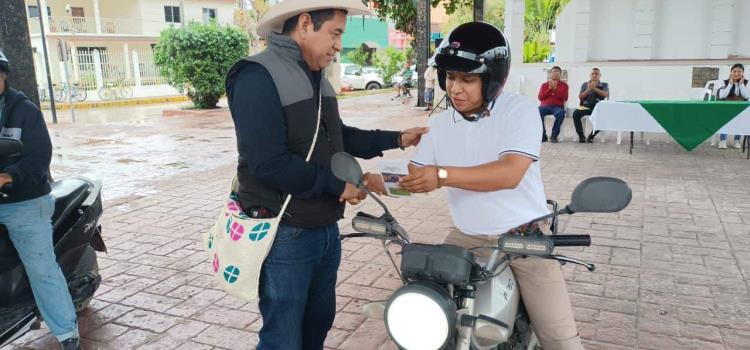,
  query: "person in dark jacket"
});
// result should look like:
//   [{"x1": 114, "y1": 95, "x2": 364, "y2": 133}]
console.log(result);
[
  {"x1": 224, "y1": 1, "x2": 427, "y2": 349},
  {"x1": 0, "y1": 50, "x2": 80, "y2": 350}
]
